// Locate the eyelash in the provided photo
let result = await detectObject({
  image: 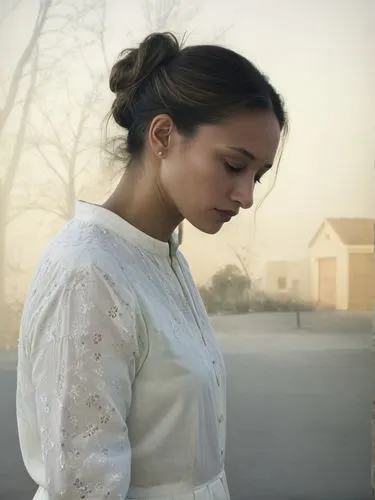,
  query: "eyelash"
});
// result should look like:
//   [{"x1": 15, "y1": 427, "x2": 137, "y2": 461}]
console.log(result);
[{"x1": 224, "y1": 162, "x2": 262, "y2": 183}]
